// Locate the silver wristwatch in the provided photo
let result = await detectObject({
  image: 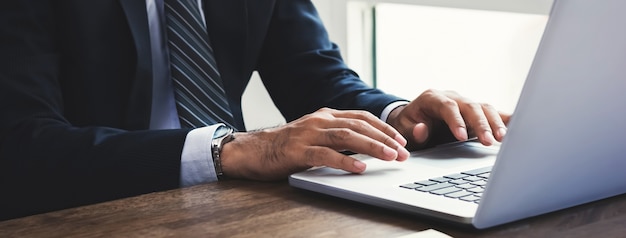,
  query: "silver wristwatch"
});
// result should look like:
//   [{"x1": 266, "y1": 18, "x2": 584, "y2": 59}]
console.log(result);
[{"x1": 211, "y1": 124, "x2": 235, "y2": 180}]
